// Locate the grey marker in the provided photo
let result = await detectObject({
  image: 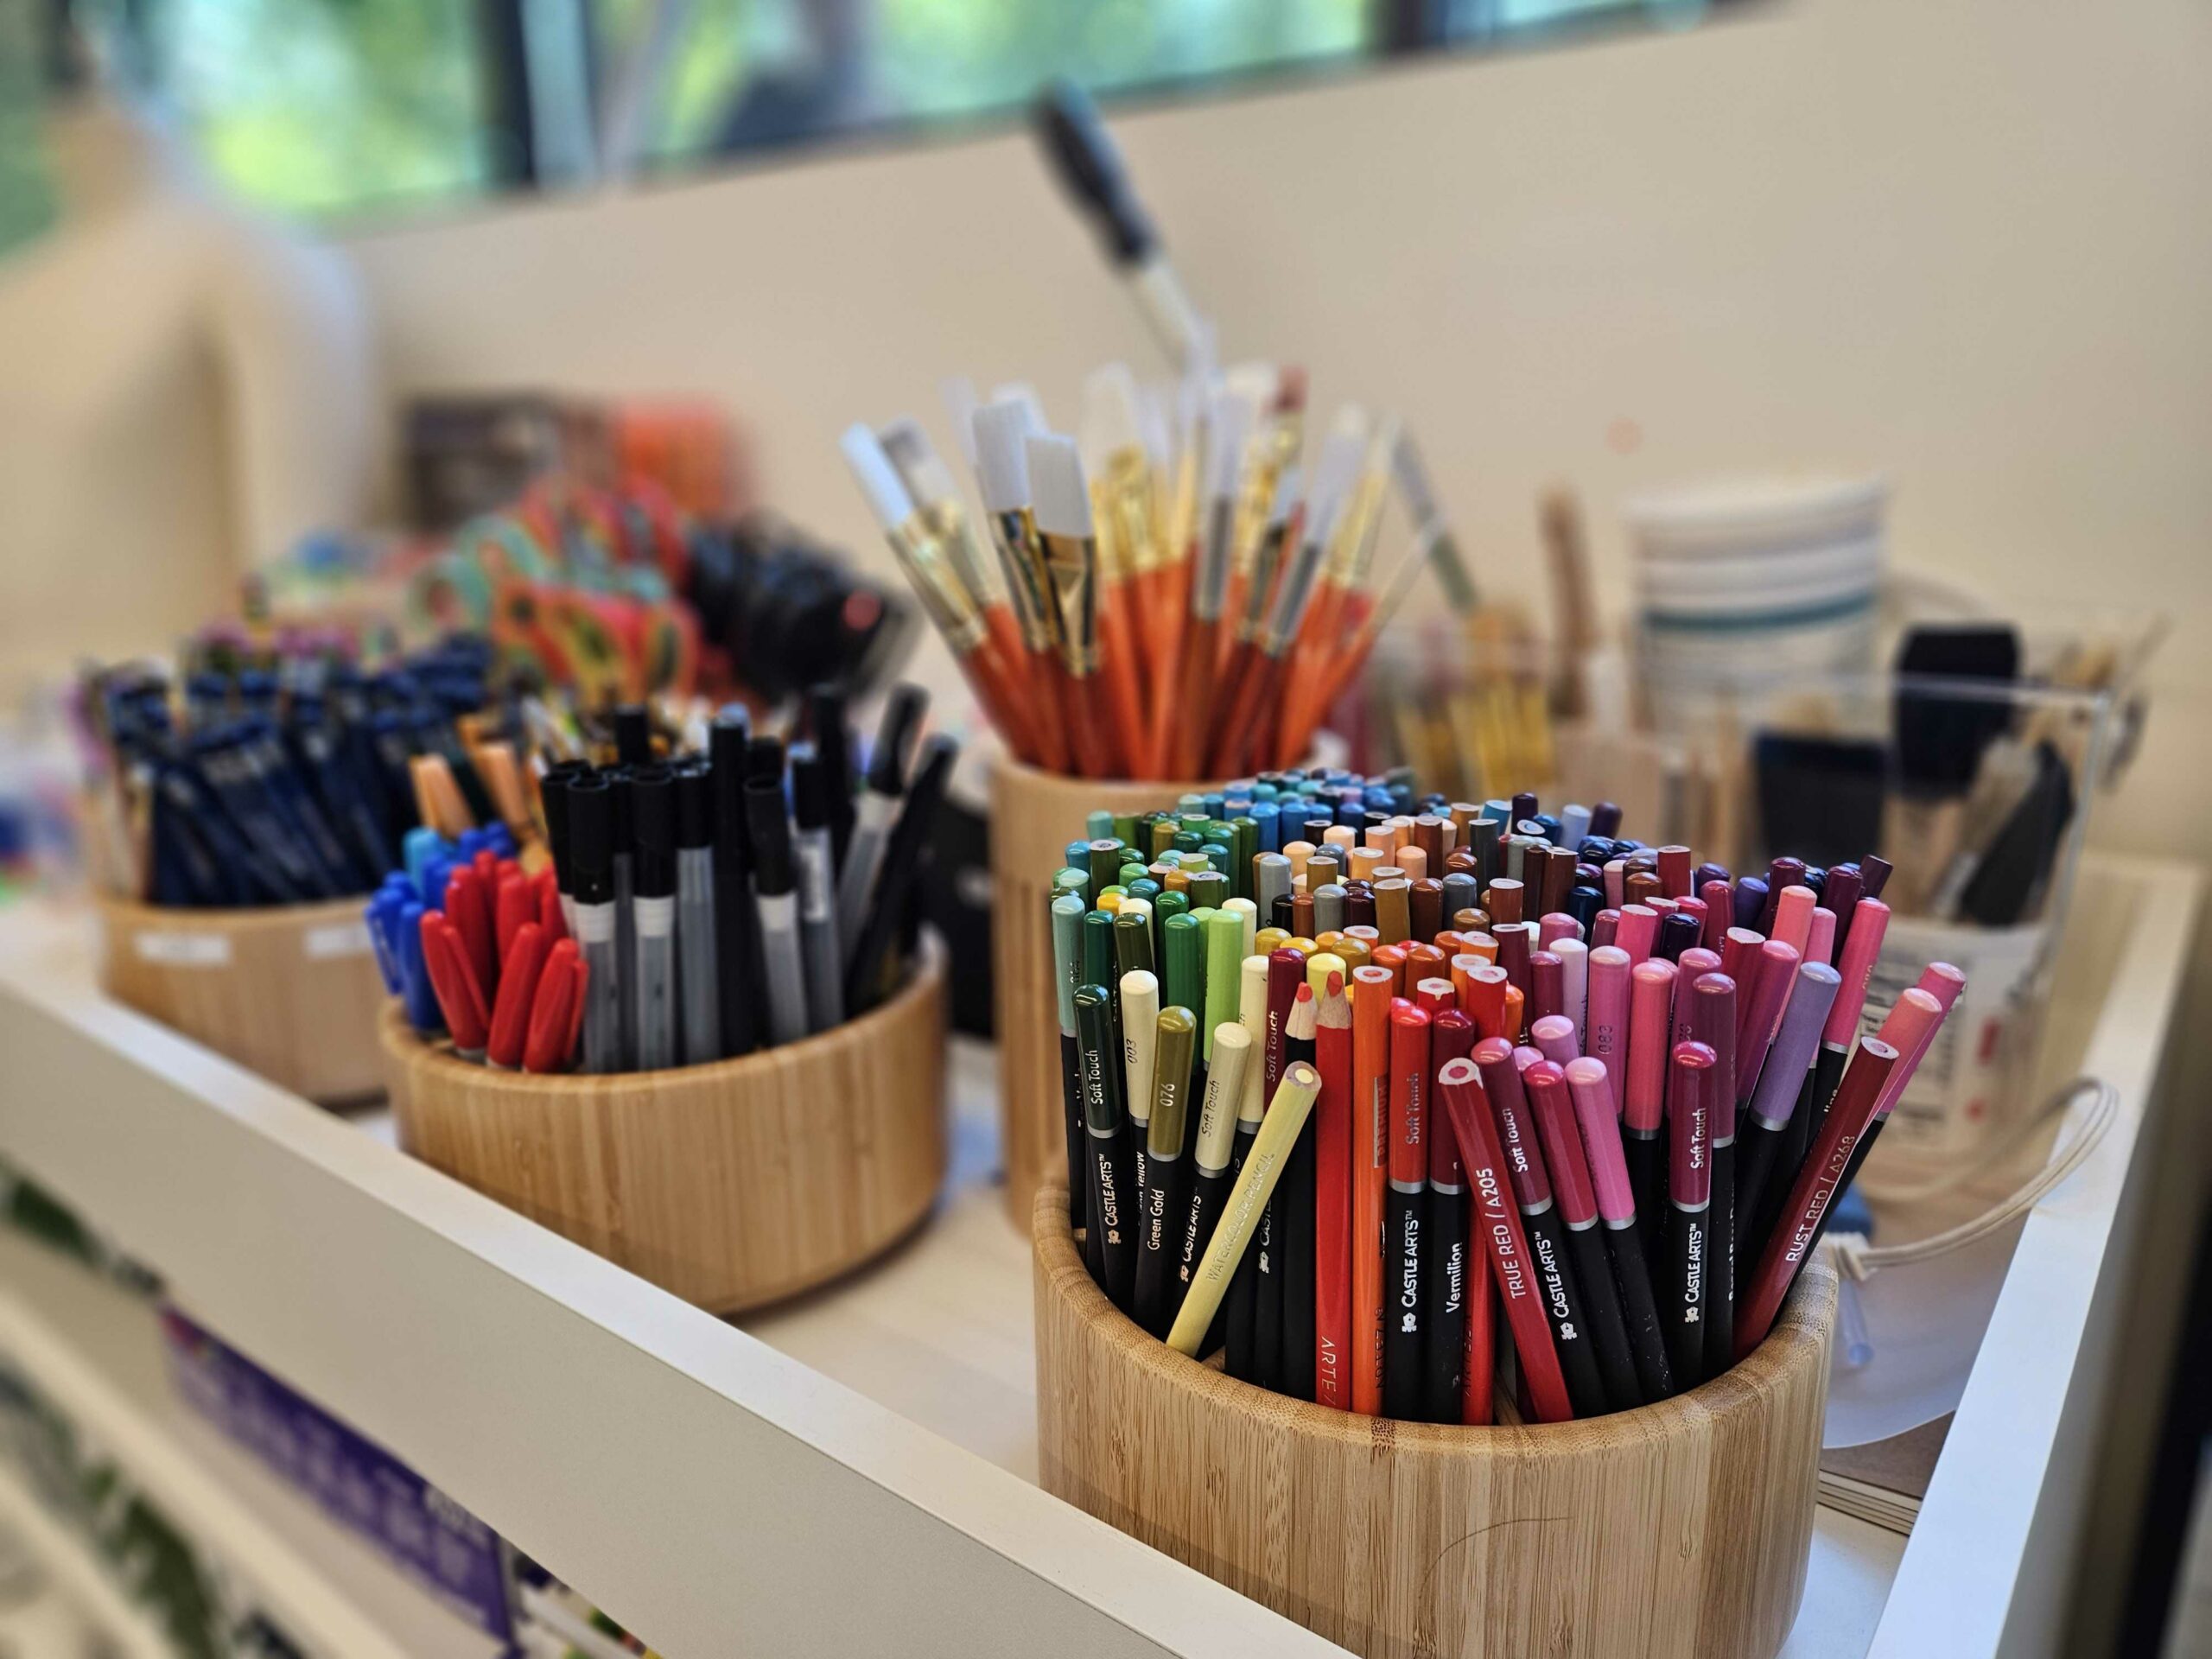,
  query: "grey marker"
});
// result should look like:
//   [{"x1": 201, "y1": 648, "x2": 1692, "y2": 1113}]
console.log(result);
[
  {"x1": 673, "y1": 766, "x2": 721, "y2": 1065},
  {"x1": 747, "y1": 776, "x2": 810, "y2": 1047},
  {"x1": 791, "y1": 747, "x2": 844, "y2": 1033},
  {"x1": 630, "y1": 768, "x2": 678, "y2": 1072}
]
